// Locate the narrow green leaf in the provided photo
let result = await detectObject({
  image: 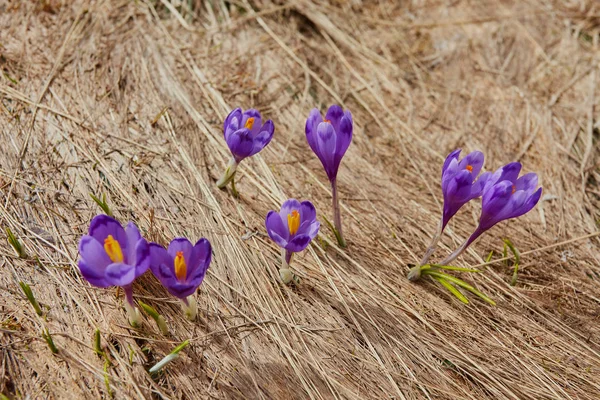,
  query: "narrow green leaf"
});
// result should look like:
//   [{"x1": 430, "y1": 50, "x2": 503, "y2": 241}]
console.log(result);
[
  {"x1": 6, "y1": 228, "x2": 27, "y2": 259},
  {"x1": 323, "y1": 216, "x2": 345, "y2": 247},
  {"x1": 89, "y1": 193, "x2": 112, "y2": 216},
  {"x1": 426, "y1": 271, "x2": 496, "y2": 306},
  {"x1": 430, "y1": 264, "x2": 481, "y2": 273},
  {"x1": 139, "y1": 301, "x2": 169, "y2": 335},
  {"x1": 503, "y1": 238, "x2": 520, "y2": 265},
  {"x1": 94, "y1": 329, "x2": 103, "y2": 356},
  {"x1": 19, "y1": 281, "x2": 42, "y2": 316},
  {"x1": 502, "y1": 242, "x2": 508, "y2": 264},
  {"x1": 431, "y1": 275, "x2": 469, "y2": 304},
  {"x1": 104, "y1": 358, "x2": 114, "y2": 398},
  {"x1": 510, "y1": 263, "x2": 519, "y2": 286},
  {"x1": 42, "y1": 328, "x2": 58, "y2": 354},
  {"x1": 485, "y1": 250, "x2": 494, "y2": 263}
]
